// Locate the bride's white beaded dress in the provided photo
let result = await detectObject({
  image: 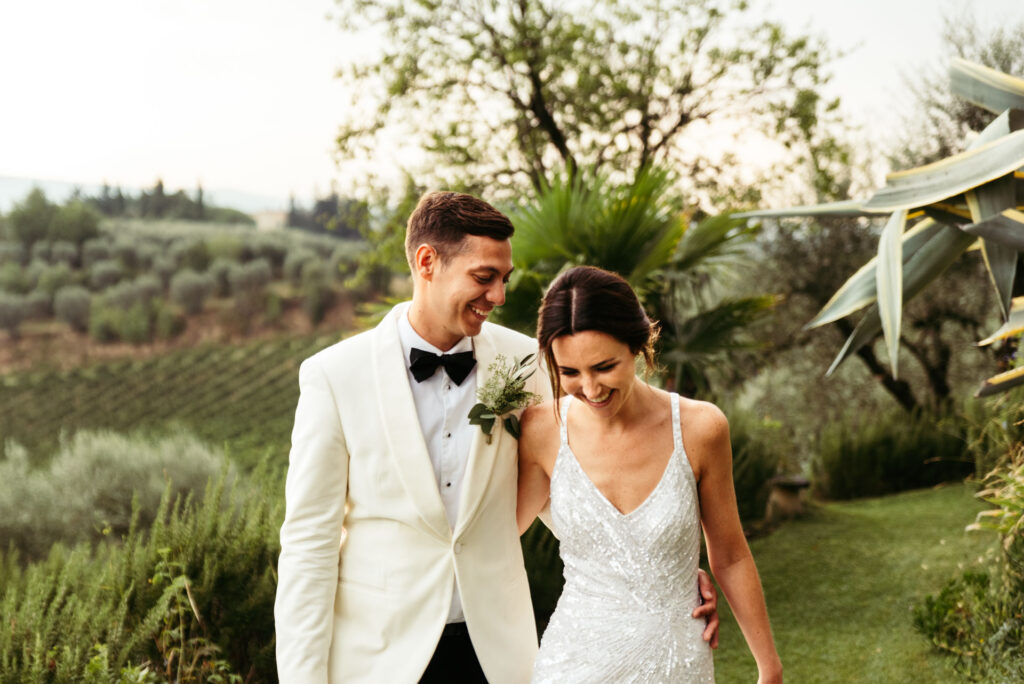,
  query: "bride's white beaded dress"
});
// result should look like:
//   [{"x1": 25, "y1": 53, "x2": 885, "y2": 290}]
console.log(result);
[{"x1": 532, "y1": 393, "x2": 715, "y2": 683}]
